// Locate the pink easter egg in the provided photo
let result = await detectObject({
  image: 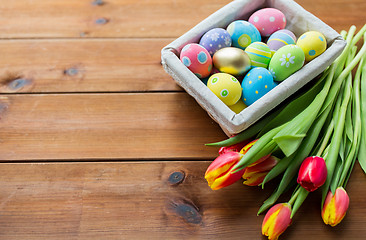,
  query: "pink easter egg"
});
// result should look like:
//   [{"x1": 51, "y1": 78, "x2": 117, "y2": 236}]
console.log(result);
[
  {"x1": 249, "y1": 8, "x2": 286, "y2": 37},
  {"x1": 180, "y1": 43, "x2": 212, "y2": 78}
]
